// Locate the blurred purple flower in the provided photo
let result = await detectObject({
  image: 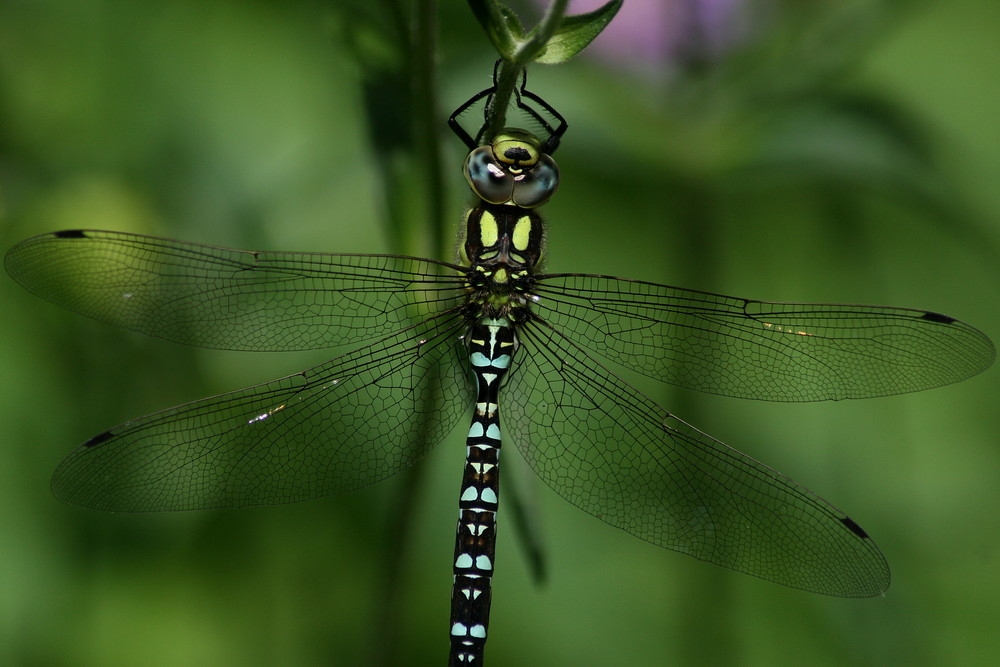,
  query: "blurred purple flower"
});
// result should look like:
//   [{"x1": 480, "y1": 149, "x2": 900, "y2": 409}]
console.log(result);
[{"x1": 559, "y1": 0, "x2": 755, "y2": 72}]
